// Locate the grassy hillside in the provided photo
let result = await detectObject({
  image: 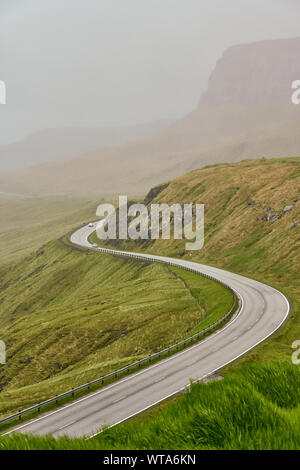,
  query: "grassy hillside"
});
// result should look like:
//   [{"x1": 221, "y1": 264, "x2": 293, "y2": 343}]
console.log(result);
[
  {"x1": 1, "y1": 156, "x2": 299, "y2": 450},
  {"x1": 98, "y1": 157, "x2": 300, "y2": 364},
  {"x1": 0, "y1": 196, "x2": 99, "y2": 264},
  {"x1": 0, "y1": 238, "x2": 232, "y2": 417}
]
